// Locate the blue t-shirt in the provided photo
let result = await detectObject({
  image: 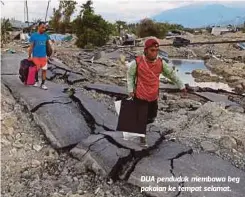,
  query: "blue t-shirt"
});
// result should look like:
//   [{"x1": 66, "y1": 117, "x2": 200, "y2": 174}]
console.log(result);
[{"x1": 29, "y1": 32, "x2": 50, "y2": 57}]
